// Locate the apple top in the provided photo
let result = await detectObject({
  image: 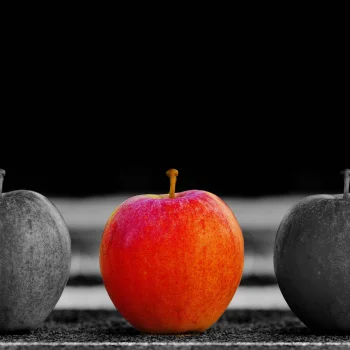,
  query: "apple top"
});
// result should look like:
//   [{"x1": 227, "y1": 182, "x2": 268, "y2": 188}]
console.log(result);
[
  {"x1": 340, "y1": 168, "x2": 350, "y2": 200},
  {"x1": 166, "y1": 169, "x2": 179, "y2": 199},
  {"x1": 0, "y1": 168, "x2": 5, "y2": 197}
]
